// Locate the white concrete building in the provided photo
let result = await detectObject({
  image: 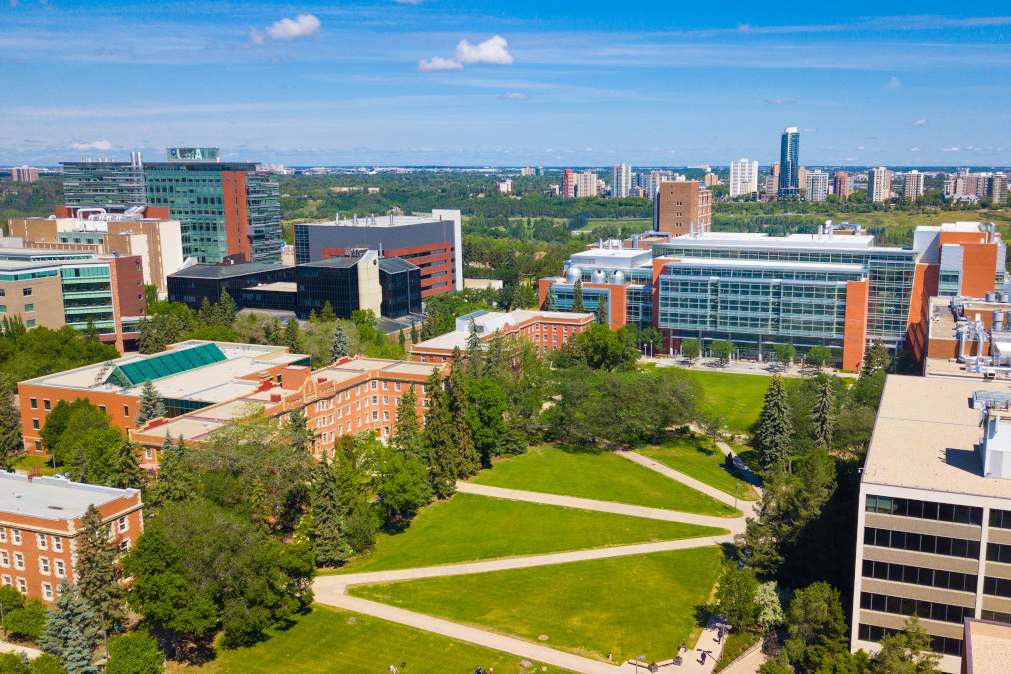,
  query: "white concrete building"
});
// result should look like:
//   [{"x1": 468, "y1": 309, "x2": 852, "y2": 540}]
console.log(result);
[
  {"x1": 870, "y1": 167, "x2": 893, "y2": 203},
  {"x1": 728, "y1": 158, "x2": 759, "y2": 198},
  {"x1": 575, "y1": 171, "x2": 598, "y2": 198},
  {"x1": 805, "y1": 170, "x2": 829, "y2": 202},
  {"x1": 610, "y1": 163, "x2": 632, "y2": 198}
]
